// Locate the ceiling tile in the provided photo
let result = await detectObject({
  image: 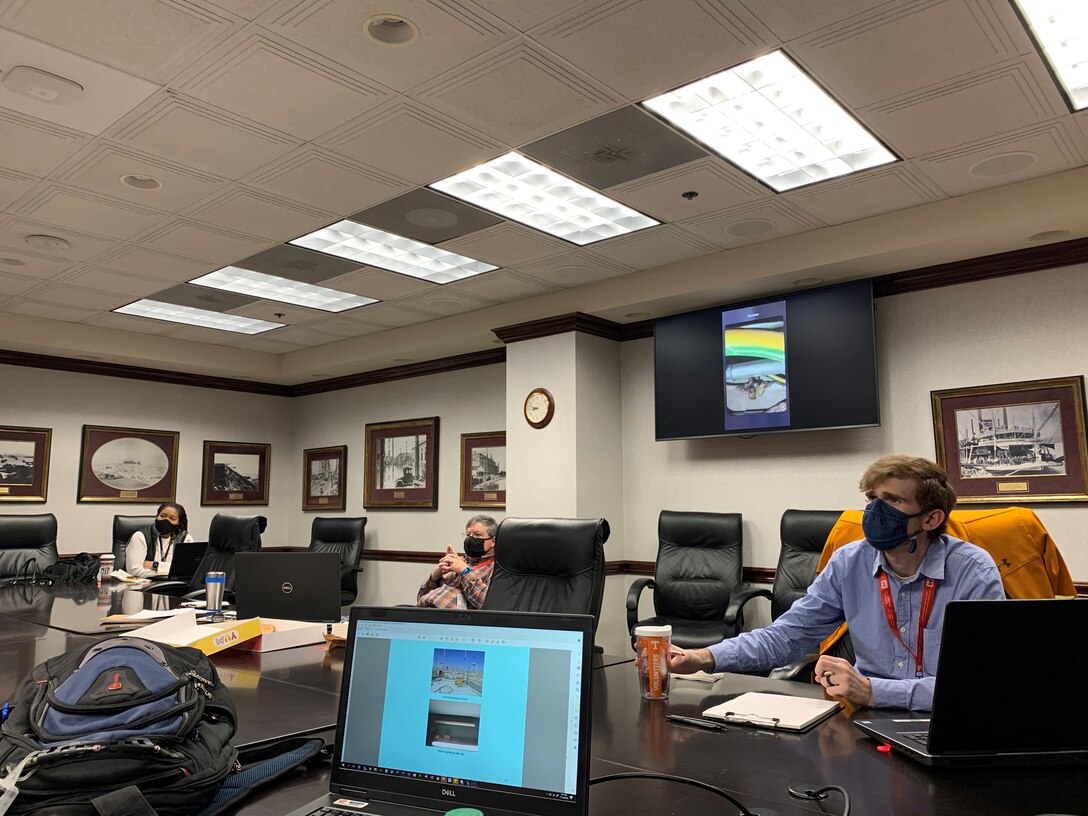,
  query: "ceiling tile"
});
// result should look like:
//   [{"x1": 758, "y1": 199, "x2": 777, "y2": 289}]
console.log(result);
[
  {"x1": 208, "y1": 0, "x2": 276, "y2": 20},
  {"x1": 787, "y1": 164, "x2": 944, "y2": 224},
  {"x1": 439, "y1": 222, "x2": 568, "y2": 267},
  {"x1": 50, "y1": 142, "x2": 227, "y2": 212},
  {"x1": 471, "y1": 0, "x2": 586, "y2": 32},
  {"x1": 336, "y1": 301, "x2": 433, "y2": 328},
  {"x1": 181, "y1": 184, "x2": 334, "y2": 241},
  {"x1": 912, "y1": 121, "x2": 1088, "y2": 197},
  {"x1": 517, "y1": 249, "x2": 634, "y2": 287},
  {"x1": 532, "y1": 0, "x2": 772, "y2": 100},
  {"x1": 0, "y1": 271, "x2": 41, "y2": 297},
  {"x1": 395, "y1": 288, "x2": 496, "y2": 316},
  {"x1": 0, "y1": 167, "x2": 37, "y2": 210},
  {"x1": 8, "y1": 183, "x2": 168, "y2": 240},
  {"x1": 589, "y1": 225, "x2": 720, "y2": 270},
  {"x1": 230, "y1": 334, "x2": 307, "y2": 352},
  {"x1": 320, "y1": 268, "x2": 433, "y2": 301},
  {"x1": 677, "y1": 200, "x2": 825, "y2": 249},
  {"x1": 244, "y1": 145, "x2": 412, "y2": 214},
  {"x1": 228, "y1": 300, "x2": 328, "y2": 323},
  {"x1": 452, "y1": 269, "x2": 558, "y2": 301},
  {"x1": 350, "y1": 188, "x2": 502, "y2": 244},
  {"x1": 0, "y1": 246, "x2": 76, "y2": 279},
  {"x1": 133, "y1": 217, "x2": 269, "y2": 262},
  {"x1": 0, "y1": 216, "x2": 117, "y2": 261},
  {"x1": 22, "y1": 282, "x2": 132, "y2": 311},
  {"x1": 521, "y1": 105, "x2": 706, "y2": 188},
  {"x1": 158, "y1": 325, "x2": 243, "y2": 343},
  {"x1": 792, "y1": 0, "x2": 1031, "y2": 107},
  {"x1": 63, "y1": 265, "x2": 177, "y2": 298},
  {"x1": 90, "y1": 244, "x2": 216, "y2": 281},
  {"x1": 82, "y1": 311, "x2": 177, "y2": 334},
  {"x1": 302, "y1": 316, "x2": 387, "y2": 338},
  {"x1": 0, "y1": 27, "x2": 161, "y2": 135},
  {"x1": 254, "y1": 324, "x2": 339, "y2": 346},
  {"x1": 0, "y1": 108, "x2": 88, "y2": 177},
  {"x1": 261, "y1": 0, "x2": 515, "y2": 92},
  {"x1": 5, "y1": 298, "x2": 101, "y2": 321},
  {"x1": 153, "y1": 281, "x2": 257, "y2": 311},
  {"x1": 606, "y1": 157, "x2": 768, "y2": 221},
  {"x1": 0, "y1": 0, "x2": 240, "y2": 83},
  {"x1": 107, "y1": 91, "x2": 300, "y2": 178},
  {"x1": 414, "y1": 38, "x2": 625, "y2": 146},
  {"x1": 862, "y1": 59, "x2": 1067, "y2": 157},
  {"x1": 736, "y1": 0, "x2": 899, "y2": 40},
  {"x1": 178, "y1": 28, "x2": 389, "y2": 139},
  {"x1": 319, "y1": 99, "x2": 504, "y2": 185},
  {"x1": 233, "y1": 244, "x2": 363, "y2": 284}
]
